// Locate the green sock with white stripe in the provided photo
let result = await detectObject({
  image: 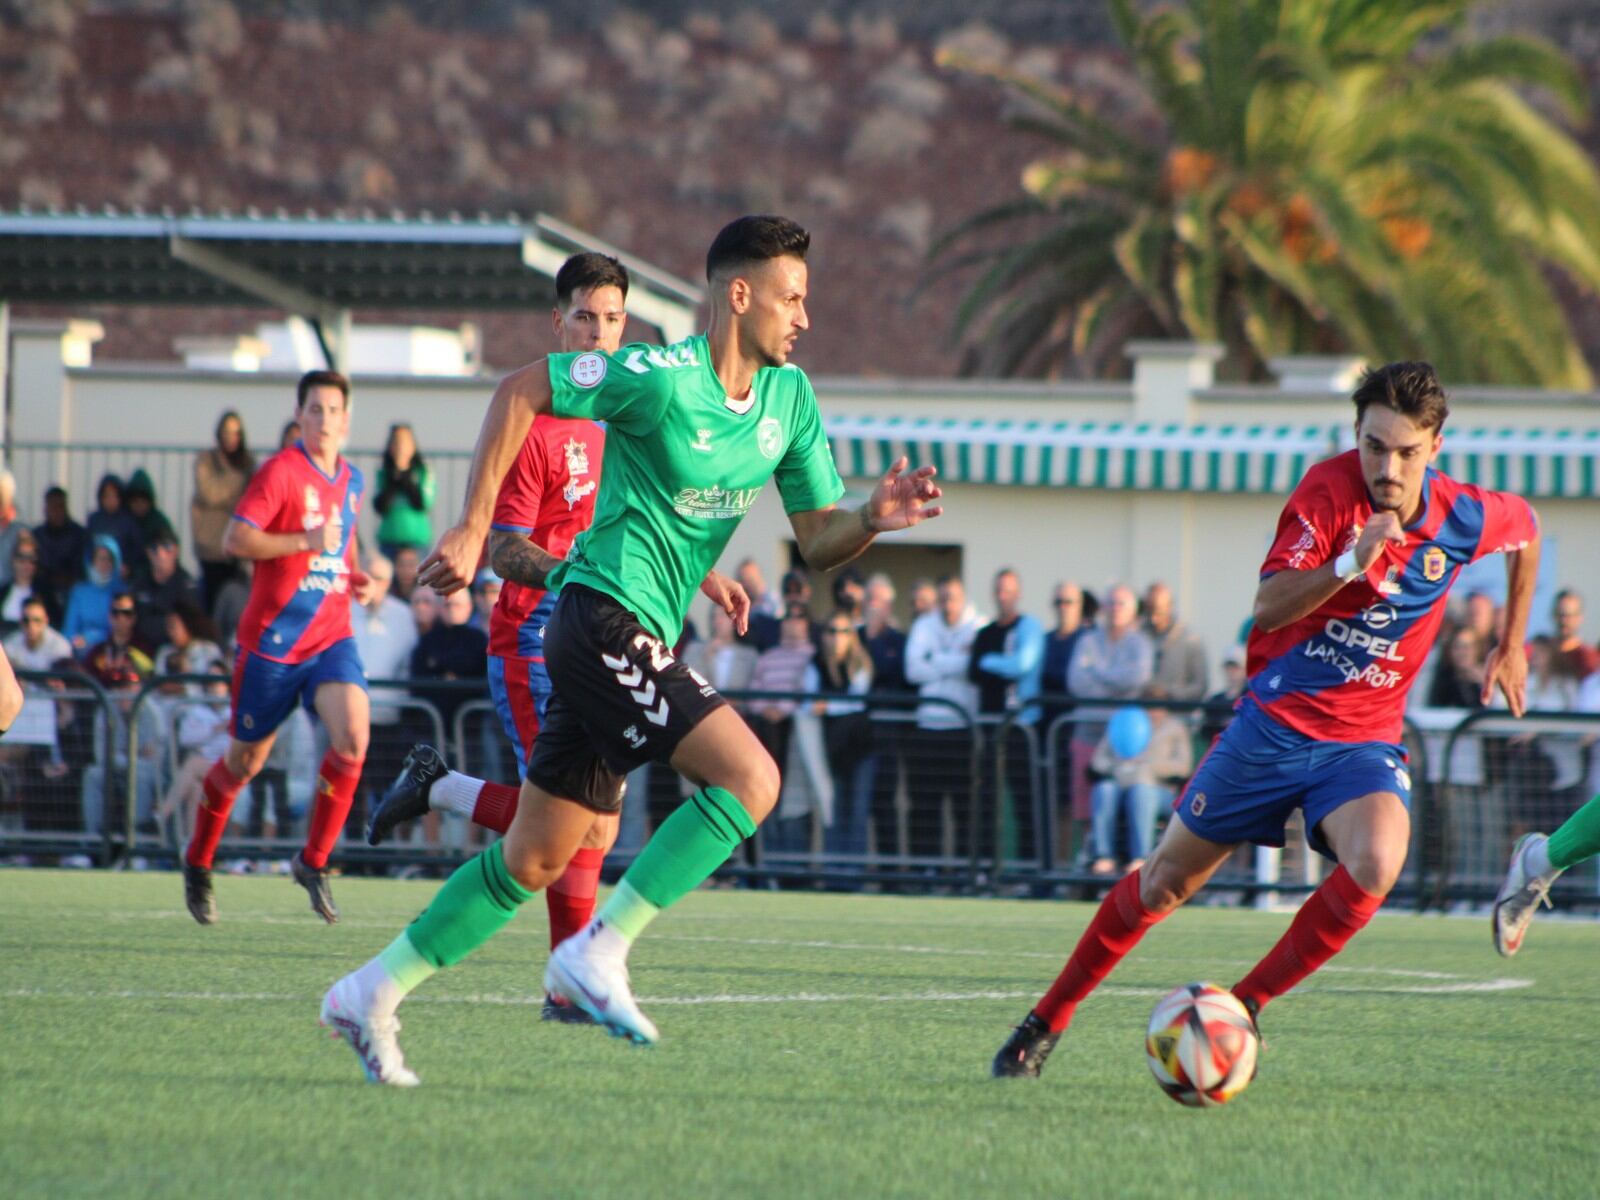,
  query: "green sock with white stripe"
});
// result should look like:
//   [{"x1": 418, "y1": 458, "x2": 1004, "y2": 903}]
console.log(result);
[{"x1": 594, "y1": 786, "x2": 756, "y2": 946}]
